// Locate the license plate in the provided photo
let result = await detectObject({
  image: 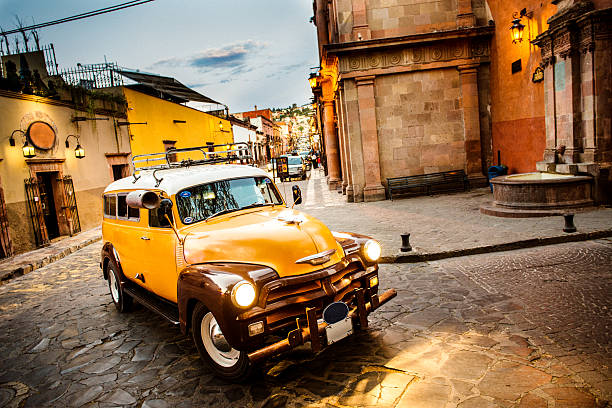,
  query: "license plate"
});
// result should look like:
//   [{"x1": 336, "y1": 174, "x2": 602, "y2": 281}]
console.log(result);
[{"x1": 325, "y1": 317, "x2": 353, "y2": 345}]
